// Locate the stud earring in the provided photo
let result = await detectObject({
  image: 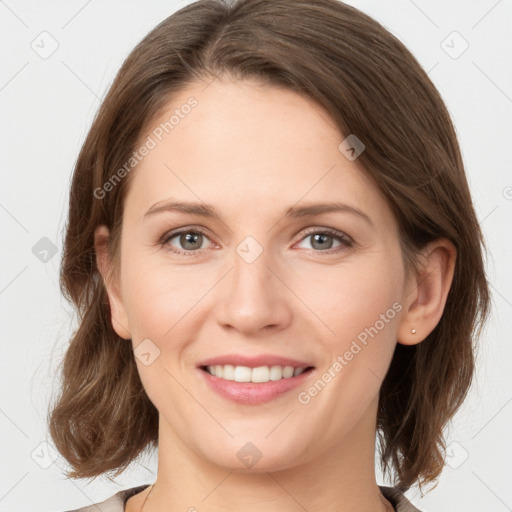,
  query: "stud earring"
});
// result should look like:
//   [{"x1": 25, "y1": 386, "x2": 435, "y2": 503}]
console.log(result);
[{"x1": 411, "y1": 329, "x2": 417, "y2": 334}]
